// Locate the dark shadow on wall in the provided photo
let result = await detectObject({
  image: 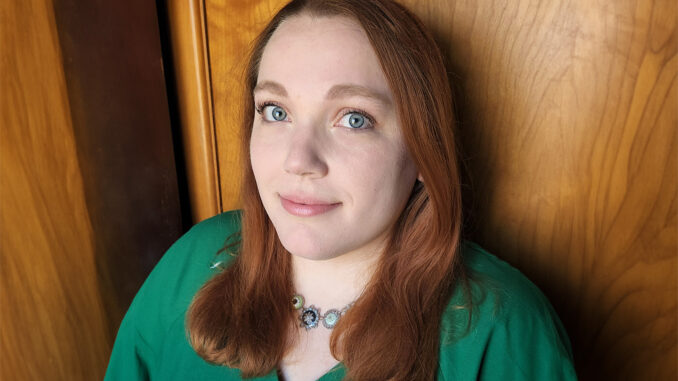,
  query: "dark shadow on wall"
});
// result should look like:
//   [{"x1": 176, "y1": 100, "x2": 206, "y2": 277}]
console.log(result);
[
  {"x1": 52, "y1": 0, "x2": 184, "y2": 343},
  {"x1": 155, "y1": 0, "x2": 195, "y2": 234}
]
